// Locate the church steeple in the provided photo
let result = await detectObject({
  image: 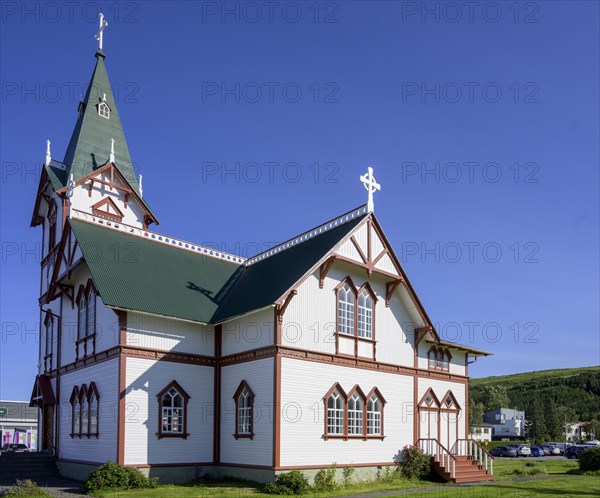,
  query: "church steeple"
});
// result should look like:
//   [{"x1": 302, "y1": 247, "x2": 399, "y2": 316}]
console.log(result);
[{"x1": 62, "y1": 48, "x2": 141, "y2": 195}]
